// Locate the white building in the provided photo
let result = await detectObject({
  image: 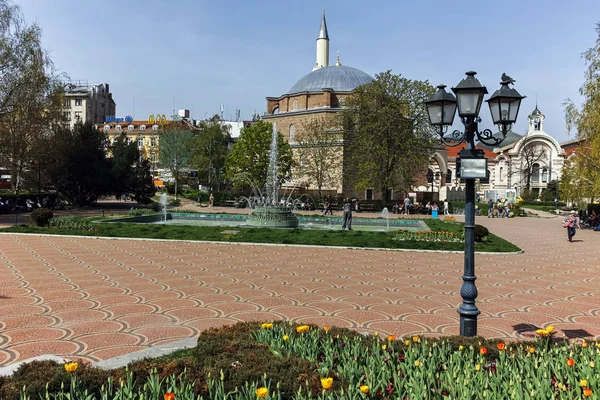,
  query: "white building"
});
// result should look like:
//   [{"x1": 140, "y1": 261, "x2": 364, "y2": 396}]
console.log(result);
[
  {"x1": 63, "y1": 81, "x2": 116, "y2": 129},
  {"x1": 425, "y1": 106, "x2": 568, "y2": 202}
]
